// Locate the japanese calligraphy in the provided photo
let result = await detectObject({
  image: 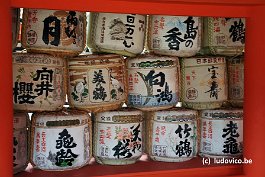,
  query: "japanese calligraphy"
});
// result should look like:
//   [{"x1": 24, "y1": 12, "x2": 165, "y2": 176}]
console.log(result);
[
  {"x1": 112, "y1": 124, "x2": 142, "y2": 159},
  {"x1": 123, "y1": 14, "x2": 137, "y2": 48},
  {"x1": 229, "y1": 19, "x2": 245, "y2": 44},
  {"x1": 65, "y1": 11, "x2": 78, "y2": 44},
  {"x1": 92, "y1": 70, "x2": 107, "y2": 101},
  {"x1": 175, "y1": 123, "x2": 193, "y2": 157},
  {"x1": 222, "y1": 121, "x2": 240, "y2": 154},
  {"x1": 205, "y1": 66, "x2": 220, "y2": 99},
  {"x1": 42, "y1": 16, "x2": 61, "y2": 46},
  {"x1": 55, "y1": 129, "x2": 78, "y2": 167}
]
